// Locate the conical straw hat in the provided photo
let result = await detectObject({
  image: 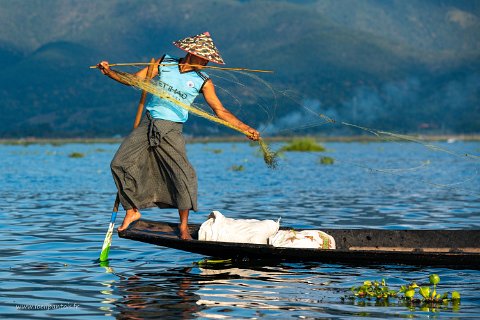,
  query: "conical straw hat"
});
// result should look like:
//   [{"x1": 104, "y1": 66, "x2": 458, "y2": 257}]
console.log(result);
[{"x1": 173, "y1": 32, "x2": 225, "y2": 65}]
